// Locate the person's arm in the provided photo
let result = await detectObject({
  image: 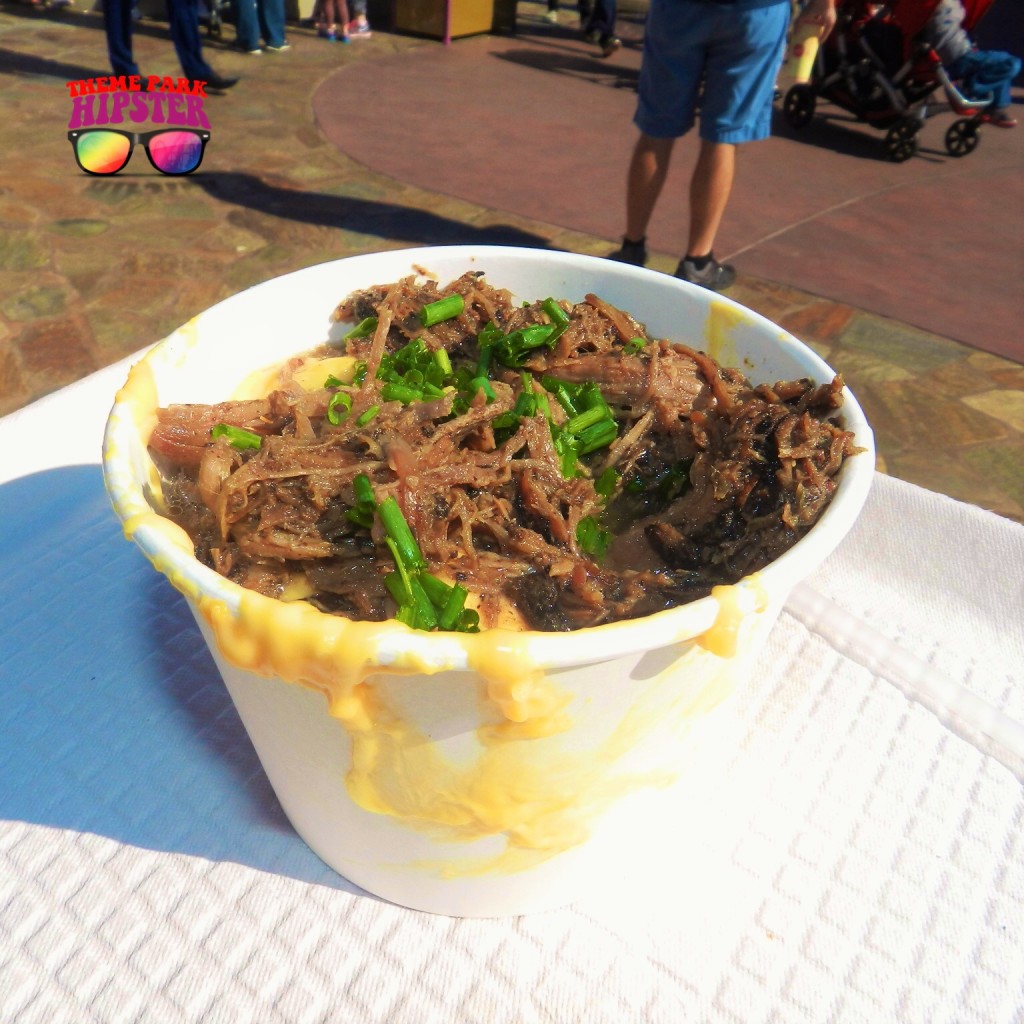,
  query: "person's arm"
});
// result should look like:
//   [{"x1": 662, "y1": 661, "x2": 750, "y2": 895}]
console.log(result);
[{"x1": 794, "y1": 0, "x2": 837, "y2": 39}]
